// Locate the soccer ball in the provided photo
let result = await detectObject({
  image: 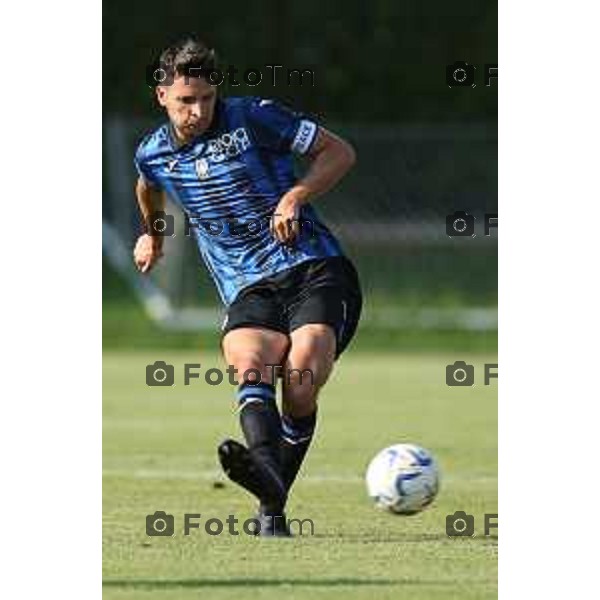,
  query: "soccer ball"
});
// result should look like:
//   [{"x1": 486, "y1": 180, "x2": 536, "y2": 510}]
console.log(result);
[{"x1": 365, "y1": 443, "x2": 440, "y2": 515}]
